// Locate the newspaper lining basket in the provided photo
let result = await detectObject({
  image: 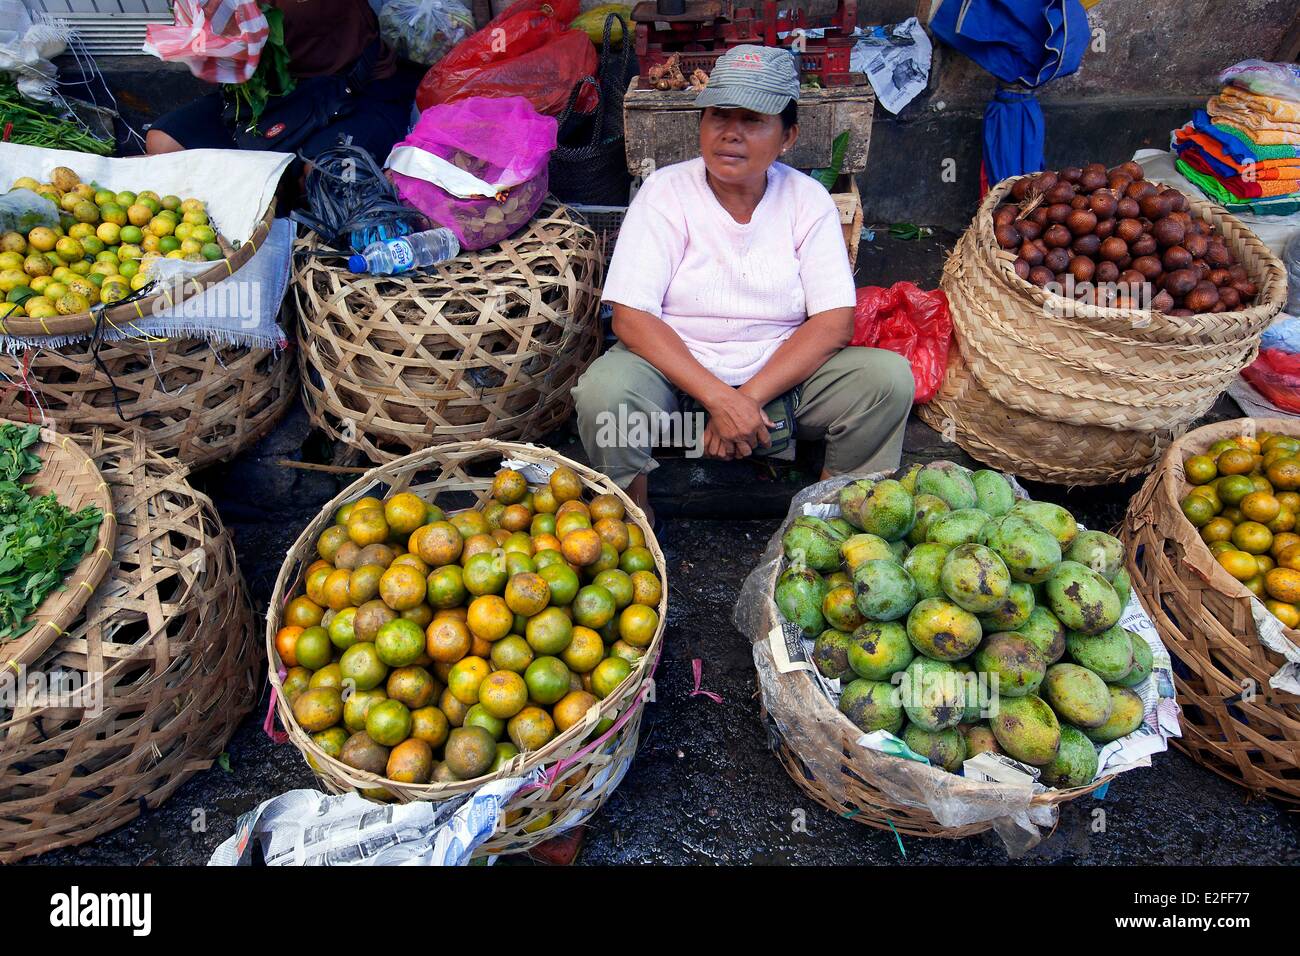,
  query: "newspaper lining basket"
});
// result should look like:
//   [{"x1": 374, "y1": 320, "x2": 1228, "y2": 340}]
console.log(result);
[
  {"x1": 1122, "y1": 417, "x2": 1300, "y2": 804},
  {"x1": 0, "y1": 336, "x2": 297, "y2": 469},
  {"x1": 293, "y1": 203, "x2": 603, "y2": 464},
  {"x1": 0, "y1": 431, "x2": 260, "y2": 862},
  {"x1": 265, "y1": 439, "x2": 666, "y2": 854},
  {"x1": 0, "y1": 422, "x2": 117, "y2": 672}
]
